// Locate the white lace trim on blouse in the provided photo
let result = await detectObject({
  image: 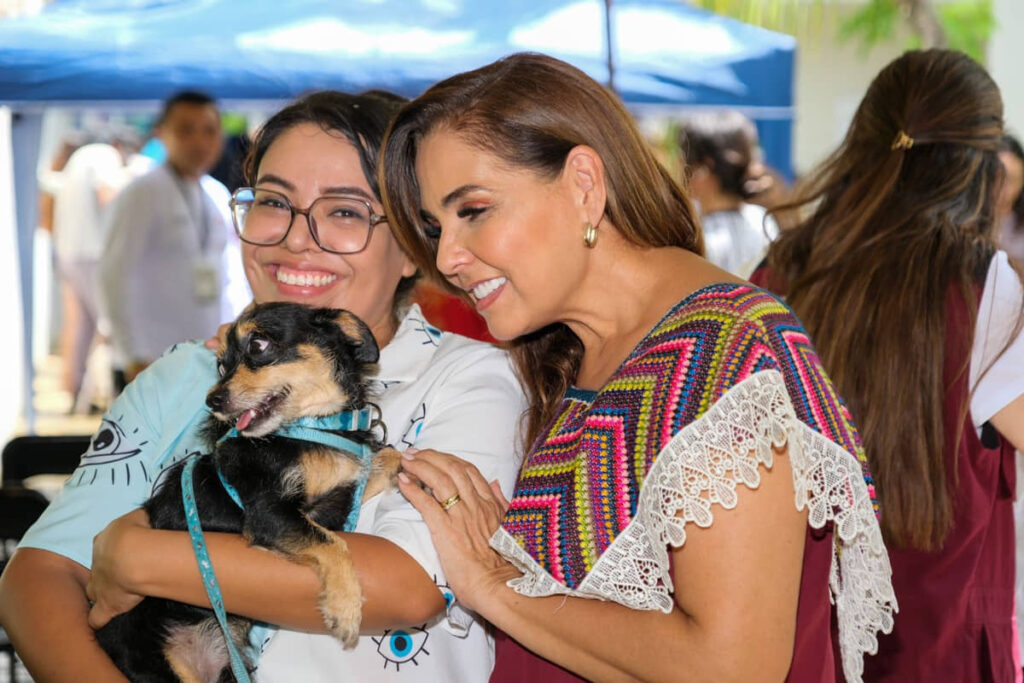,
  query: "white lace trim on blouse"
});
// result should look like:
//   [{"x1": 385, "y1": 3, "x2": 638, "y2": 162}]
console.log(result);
[{"x1": 489, "y1": 369, "x2": 897, "y2": 683}]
